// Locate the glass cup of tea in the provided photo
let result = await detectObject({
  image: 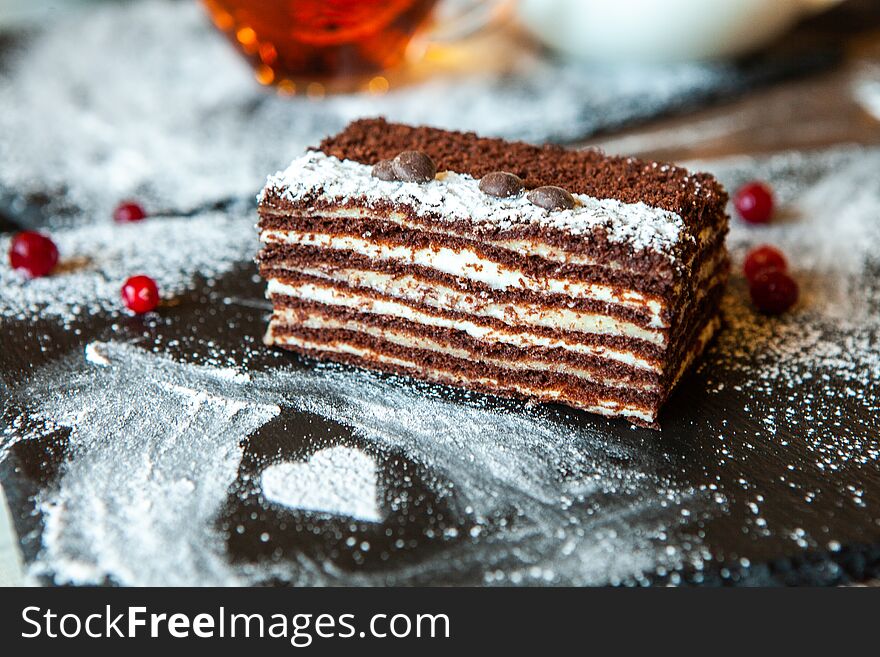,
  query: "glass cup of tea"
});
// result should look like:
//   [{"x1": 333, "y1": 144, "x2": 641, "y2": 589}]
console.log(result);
[{"x1": 201, "y1": 0, "x2": 504, "y2": 94}]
